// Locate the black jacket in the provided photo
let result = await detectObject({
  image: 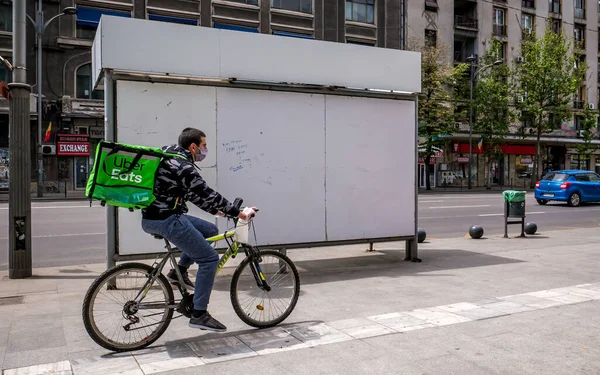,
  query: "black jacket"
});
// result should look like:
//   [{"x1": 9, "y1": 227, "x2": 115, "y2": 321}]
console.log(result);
[{"x1": 141, "y1": 144, "x2": 240, "y2": 219}]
